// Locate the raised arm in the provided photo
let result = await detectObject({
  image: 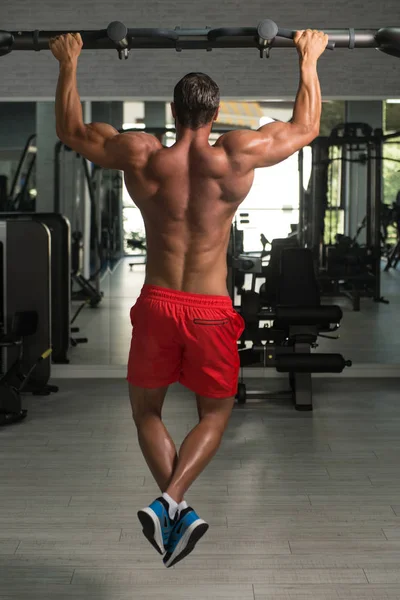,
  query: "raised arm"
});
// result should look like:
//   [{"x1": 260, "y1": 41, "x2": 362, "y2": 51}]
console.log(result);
[
  {"x1": 217, "y1": 29, "x2": 328, "y2": 171},
  {"x1": 49, "y1": 33, "x2": 159, "y2": 169}
]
